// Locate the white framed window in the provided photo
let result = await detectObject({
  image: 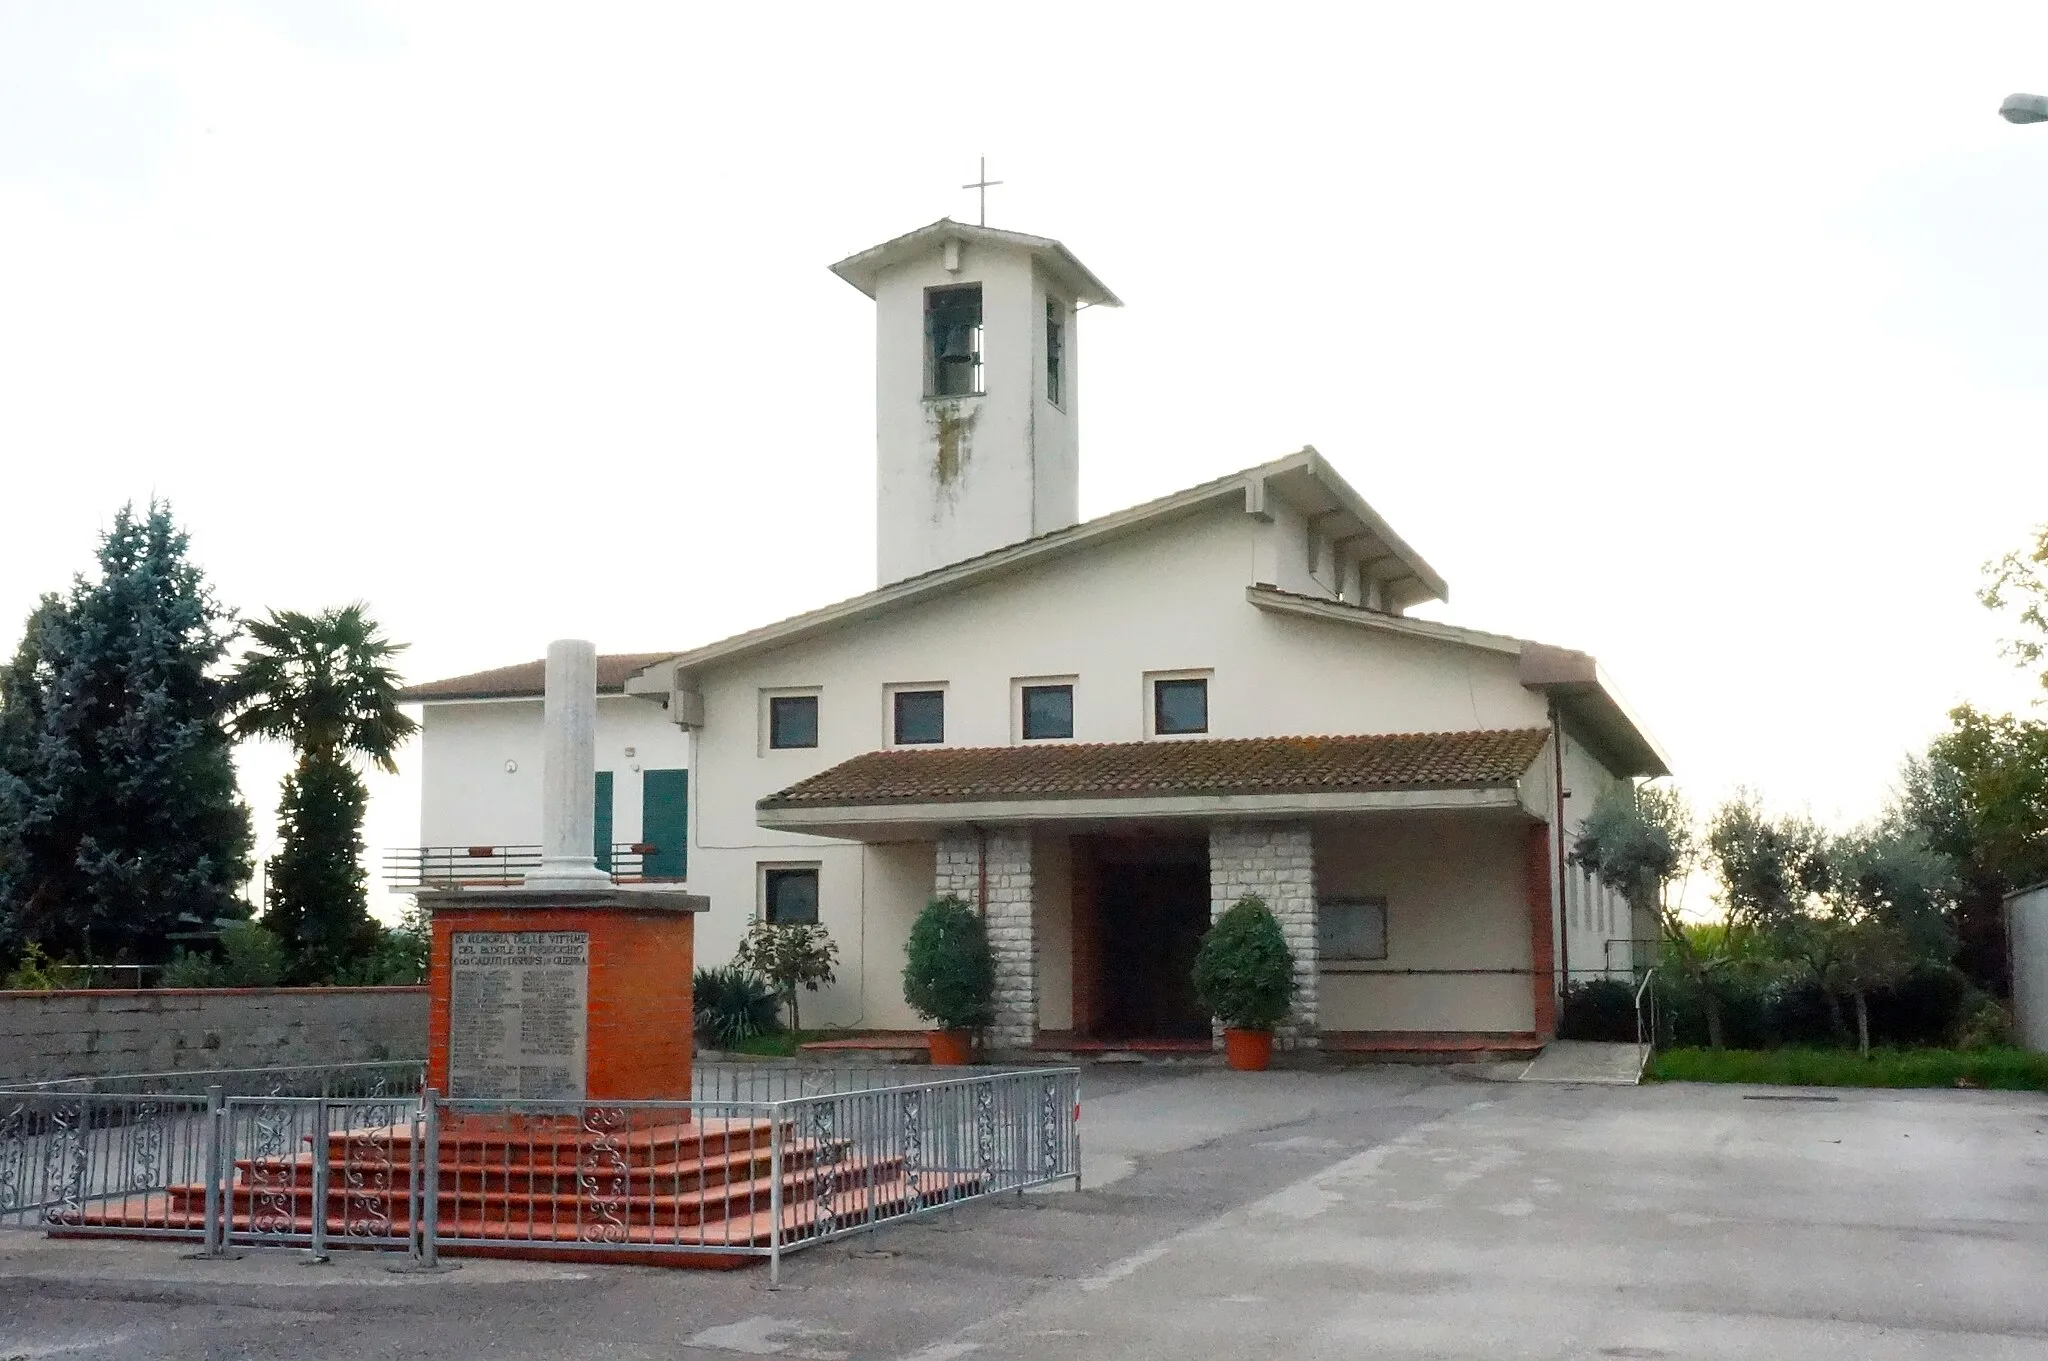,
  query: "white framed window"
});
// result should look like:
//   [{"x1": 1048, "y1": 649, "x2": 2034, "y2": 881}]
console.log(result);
[
  {"x1": 1012, "y1": 675, "x2": 1077, "y2": 743},
  {"x1": 1317, "y1": 896, "x2": 1389, "y2": 966},
  {"x1": 883, "y1": 682, "x2": 948, "y2": 747},
  {"x1": 758, "y1": 686, "x2": 821, "y2": 755},
  {"x1": 1143, "y1": 668, "x2": 1212, "y2": 738},
  {"x1": 759, "y1": 862, "x2": 821, "y2": 925}
]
